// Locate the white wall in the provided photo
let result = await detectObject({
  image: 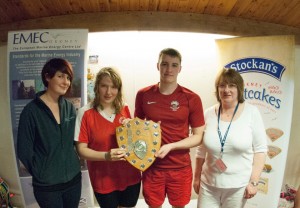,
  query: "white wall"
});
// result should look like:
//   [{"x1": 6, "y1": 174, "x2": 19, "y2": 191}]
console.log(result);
[{"x1": 87, "y1": 31, "x2": 229, "y2": 112}]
